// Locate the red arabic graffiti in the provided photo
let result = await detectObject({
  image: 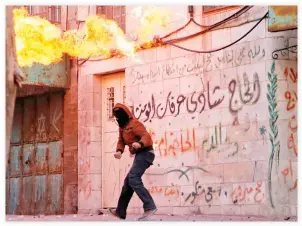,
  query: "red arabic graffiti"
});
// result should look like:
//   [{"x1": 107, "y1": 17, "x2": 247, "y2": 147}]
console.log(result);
[
  {"x1": 231, "y1": 180, "x2": 265, "y2": 204},
  {"x1": 288, "y1": 115, "x2": 297, "y2": 132},
  {"x1": 284, "y1": 67, "x2": 297, "y2": 84},
  {"x1": 148, "y1": 185, "x2": 180, "y2": 198},
  {"x1": 281, "y1": 160, "x2": 297, "y2": 192},
  {"x1": 149, "y1": 128, "x2": 196, "y2": 157},
  {"x1": 288, "y1": 133, "x2": 297, "y2": 157},
  {"x1": 285, "y1": 91, "x2": 297, "y2": 111}
]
